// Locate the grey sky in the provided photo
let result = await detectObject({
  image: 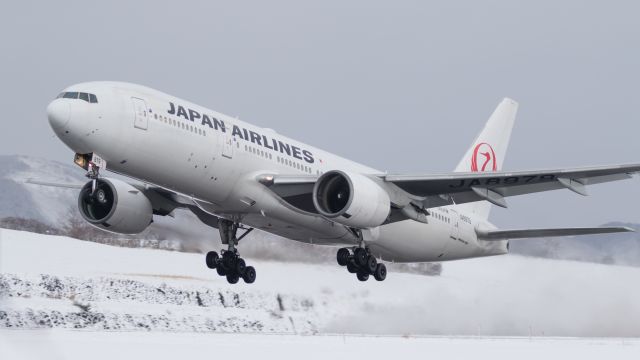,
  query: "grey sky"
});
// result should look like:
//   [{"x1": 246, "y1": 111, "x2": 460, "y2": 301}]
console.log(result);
[{"x1": 1, "y1": 0, "x2": 639, "y2": 229}]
